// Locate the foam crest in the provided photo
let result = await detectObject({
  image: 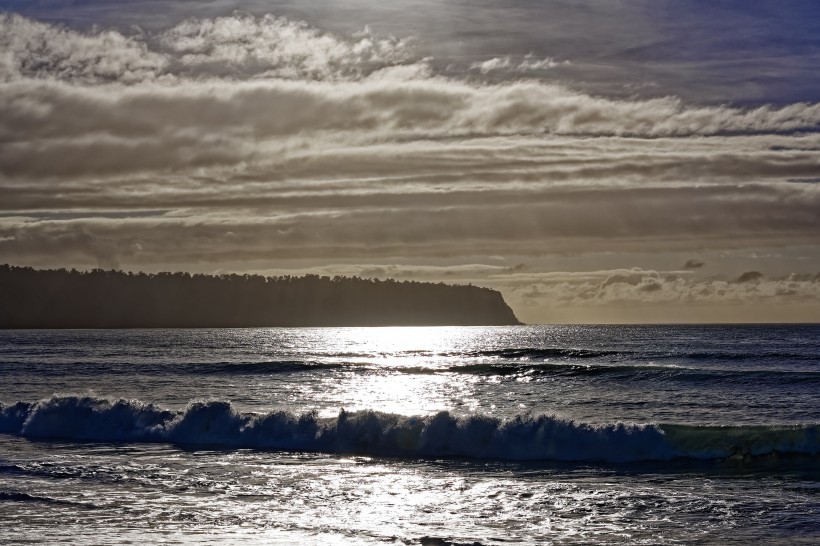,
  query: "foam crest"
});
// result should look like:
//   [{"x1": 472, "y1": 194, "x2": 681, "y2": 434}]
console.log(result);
[{"x1": 1, "y1": 396, "x2": 818, "y2": 463}]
